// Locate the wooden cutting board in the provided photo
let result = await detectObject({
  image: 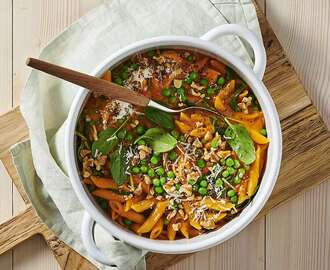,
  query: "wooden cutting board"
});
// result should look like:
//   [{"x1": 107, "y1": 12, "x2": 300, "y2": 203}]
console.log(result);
[{"x1": 0, "y1": 3, "x2": 329, "y2": 270}]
